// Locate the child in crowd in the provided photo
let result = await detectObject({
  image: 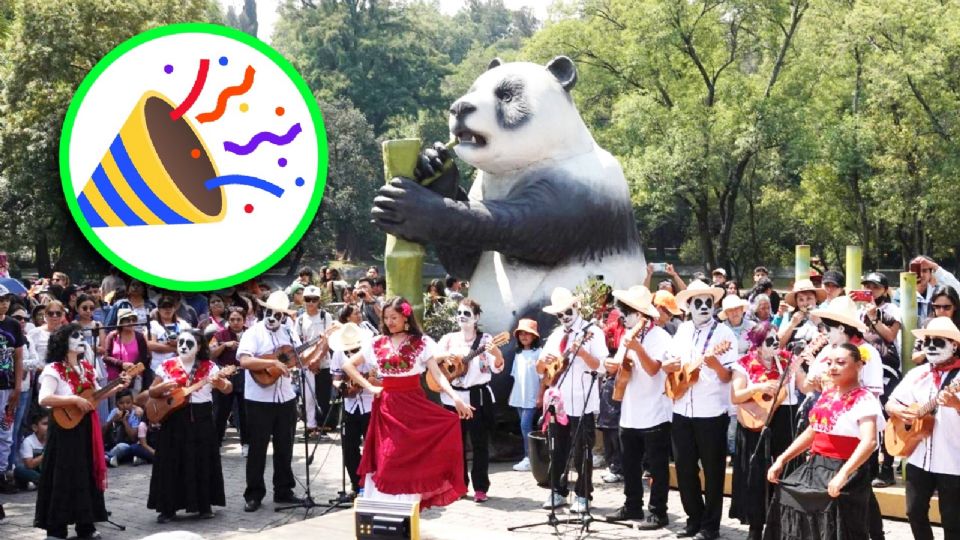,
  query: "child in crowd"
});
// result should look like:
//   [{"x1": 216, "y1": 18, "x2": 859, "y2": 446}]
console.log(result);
[
  {"x1": 14, "y1": 412, "x2": 47, "y2": 489},
  {"x1": 104, "y1": 390, "x2": 150, "y2": 466},
  {"x1": 509, "y1": 319, "x2": 542, "y2": 472}
]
